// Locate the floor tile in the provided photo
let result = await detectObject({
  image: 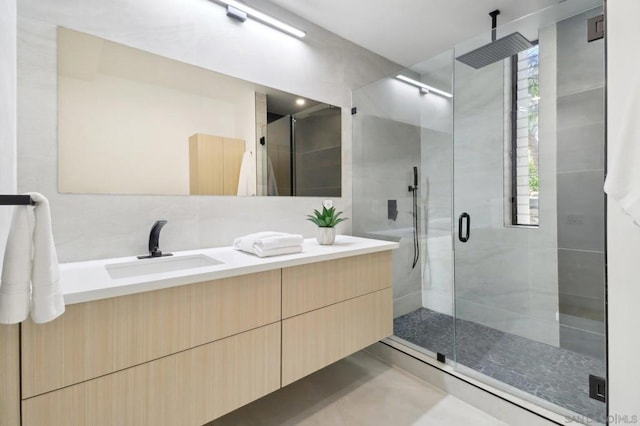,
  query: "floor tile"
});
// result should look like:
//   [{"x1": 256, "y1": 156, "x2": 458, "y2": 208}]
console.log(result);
[
  {"x1": 210, "y1": 351, "x2": 506, "y2": 426},
  {"x1": 394, "y1": 308, "x2": 606, "y2": 423}
]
